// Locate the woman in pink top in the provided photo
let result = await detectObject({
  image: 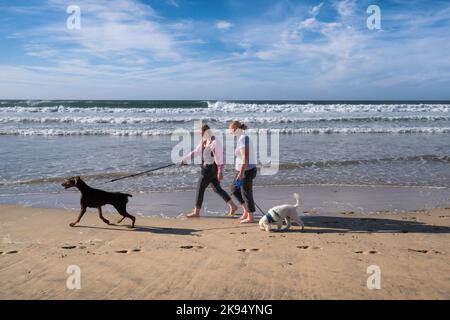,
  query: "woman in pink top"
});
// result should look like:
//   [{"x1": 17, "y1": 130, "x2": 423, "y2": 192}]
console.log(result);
[{"x1": 181, "y1": 124, "x2": 238, "y2": 218}]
